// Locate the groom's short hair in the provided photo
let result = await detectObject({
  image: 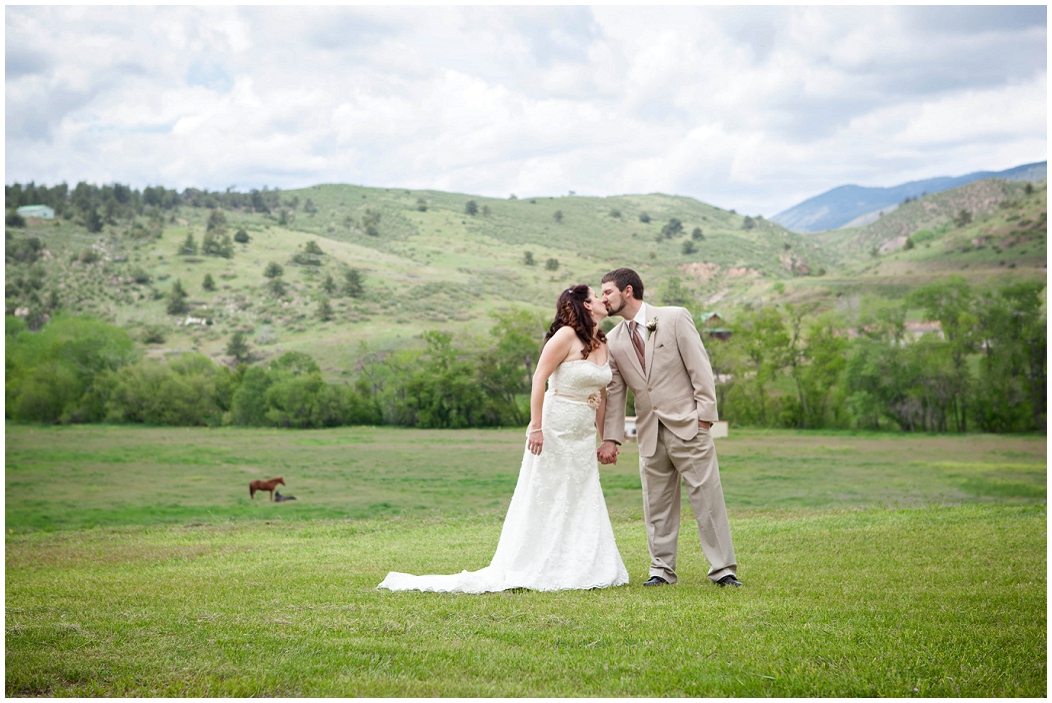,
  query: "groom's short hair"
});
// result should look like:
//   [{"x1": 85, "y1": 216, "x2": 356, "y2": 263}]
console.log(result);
[{"x1": 602, "y1": 268, "x2": 644, "y2": 301}]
